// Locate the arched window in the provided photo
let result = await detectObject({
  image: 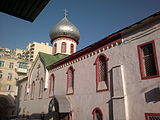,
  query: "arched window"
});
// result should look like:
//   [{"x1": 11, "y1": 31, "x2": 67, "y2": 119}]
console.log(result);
[
  {"x1": 61, "y1": 42, "x2": 66, "y2": 53},
  {"x1": 66, "y1": 66, "x2": 75, "y2": 95},
  {"x1": 49, "y1": 74, "x2": 55, "y2": 97},
  {"x1": 70, "y1": 44, "x2": 74, "y2": 54},
  {"x1": 53, "y1": 43, "x2": 57, "y2": 54},
  {"x1": 95, "y1": 54, "x2": 109, "y2": 92},
  {"x1": 31, "y1": 81, "x2": 35, "y2": 99},
  {"x1": 92, "y1": 107, "x2": 103, "y2": 120},
  {"x1": 39, "y1": 78, "x2": 43, "y2": 98}
]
